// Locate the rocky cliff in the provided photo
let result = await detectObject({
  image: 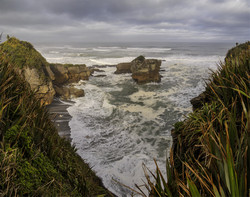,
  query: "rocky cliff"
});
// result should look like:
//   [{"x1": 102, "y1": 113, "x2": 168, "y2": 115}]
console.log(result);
[
  {"x1": 114, "y1": 55, "x2": 162, "y2": 84},
  {"x1": 0, "y1": 37, "x2": 91, "y2": 104}
]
